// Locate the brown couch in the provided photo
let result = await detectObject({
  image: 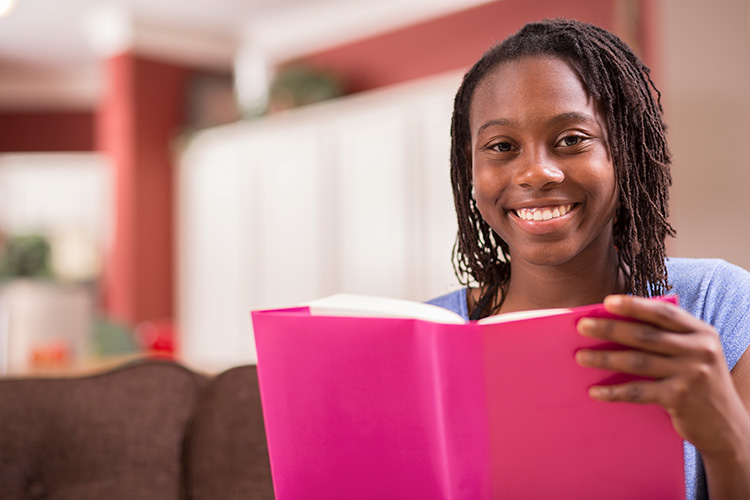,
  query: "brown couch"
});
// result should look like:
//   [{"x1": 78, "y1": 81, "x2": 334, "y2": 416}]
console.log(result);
[{"x1": 0, "y1": 359, "x2": 275, "y2": 499}]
